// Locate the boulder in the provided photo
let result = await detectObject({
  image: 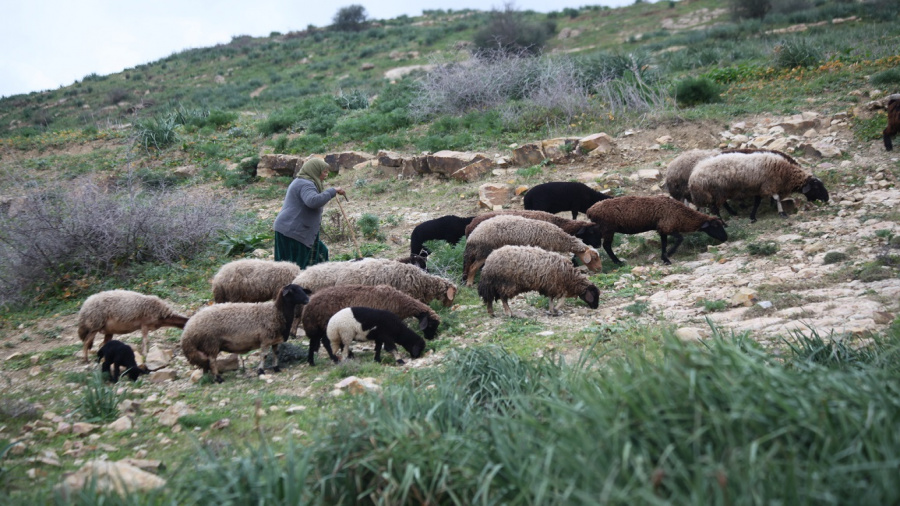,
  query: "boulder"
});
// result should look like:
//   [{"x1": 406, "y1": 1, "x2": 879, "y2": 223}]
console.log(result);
[
  {"x1": 731, "y1": 288, "x2": 758, "y2": 307},
  {"x1": 335, "y1": 376, "x2": 381, "y2": 394},
  {"x1": 377, "y1": 150, "x2": 403, "y2": 167},
  {"x1": 425, "y1": 151, "x2": 489, "y2": 177},
  {"x1": 215, "y1": 353, "x2": 241, "y2": 373},
  {"x1": 478, "y1": 184, "x2": 514, "y2": 209},
  {"x1": 144, "y1": 346, "x2": 172, "y2": 371},
  {"x1": 577, "y1": 133, "x2": 615, "y2": 154},
  {"x1": 511, "y1": 143, "x2": 545, "y2": 167},
  {"x1": 541, "y1": 137, "x2": 579, "y2": 161},
  {"x1": 799, "y1": 142, "x2": 842, "y2": 158},
  {"x1": 148, "y1": 370, "x2": 177, "y2": 383},
  {"x1": 400, "y1": 156, "x2": 429, "y2": 176},
  {"x1": 157, "y1": 402, "x2": 194, "y2": 427},
  {"x1": 451, "y1": 158, "x2": 493, "y2": 182},
  {"x1": 107, "y1": 416, "x2": 133, "y2": 433},
  {"x1": 325, "y1": 151, "x2": 374, "y2": 172},
  {"x1": 56, "y1": 460, "x2": 166, "y2": 497},
  {"x1": 257, "y1": 154, "x2": 302, "y2": 178}
]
